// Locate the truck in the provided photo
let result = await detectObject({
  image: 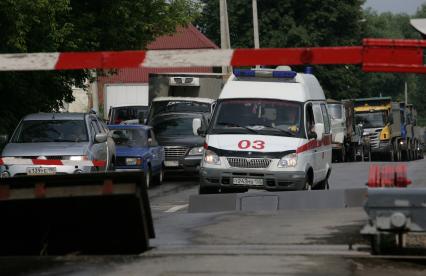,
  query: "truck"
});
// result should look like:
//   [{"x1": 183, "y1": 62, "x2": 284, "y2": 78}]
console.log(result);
[
  {"x1": 327, "y1": 99, "x2": 371, "y2": 162},
  {"x1": 146, "y1": 73, "x2": 225, "y2": 123},
  {"x1": 354, "y1": 97, "x2": 408, "y2": 161},
  {"x1": 104, "y1": 83, "x2": 149, "y2": 120},
  {"x1": 404, "y1": 104, "x2": 423, "y2": 160}
]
